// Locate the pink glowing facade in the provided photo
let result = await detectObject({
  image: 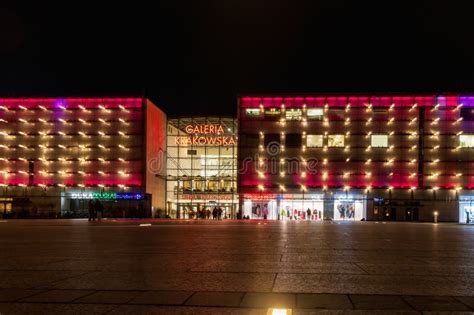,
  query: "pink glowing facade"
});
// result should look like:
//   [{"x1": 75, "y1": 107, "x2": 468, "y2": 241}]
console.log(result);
[{"x1": 238, "y1": 95, "x2": 474, "y2": 222}]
